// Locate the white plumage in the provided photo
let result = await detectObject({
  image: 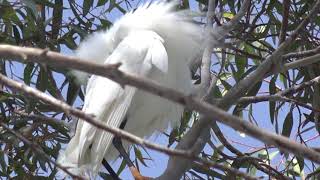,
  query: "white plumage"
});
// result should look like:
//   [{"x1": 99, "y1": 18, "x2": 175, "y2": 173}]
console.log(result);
[{"x1": 58, "y1": 1, "x2": 202, "y2": 175}]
